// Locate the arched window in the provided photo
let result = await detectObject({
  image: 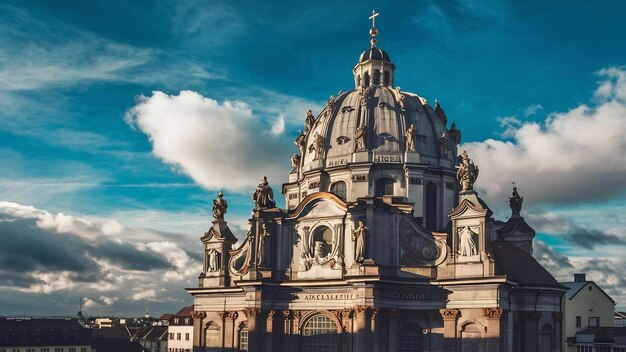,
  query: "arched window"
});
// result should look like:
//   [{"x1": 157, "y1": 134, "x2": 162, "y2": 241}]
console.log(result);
[
  {"x1": 239, "y1": 324, "x2": 248, "y2": 351},
  {"x1": 302, "y1": 314, "x2": 339, "y2": 352},
  {"x1": 364, "y1": 71, "x2": 370, "y2": 88},
  {"x1": 373, "y1": 69, "x2": 381, "y2": 85},
  {"x1": 204, "y1": 322, "x2": 220, "y2": 348},
  {"x1": 330, "y1": 181, "x2": 347, "y2": 199},
  {"x1": 375, "y1": 178, "x2": 395, "y2": 197},
  {"x1": 384, "y1": 71, "x2": 390, "y2": 86},
  {"x1": 425, "y1": 183, "x2": 437, "y2": 230},
  {"x1": 399, "y1": 324, "x2": 423, "y2": 352},
  {"x1": 540, "y1": 324, "x2": 553, "y2": 352}
]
